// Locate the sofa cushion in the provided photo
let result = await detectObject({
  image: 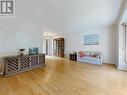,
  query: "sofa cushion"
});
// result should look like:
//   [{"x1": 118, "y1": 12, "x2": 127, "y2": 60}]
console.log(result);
[
  {"x1": 79, "y1": 51, "x2": 91, "y2": 57},
  {"x1": 81, "y1": 56, "x2": 97, "y2": 60},
  {"x1": 91, "y1": 54, "x2": 97, "y2": 57},
  {"x1": 84, "y1": 51, "x2": 90, "y2": 56},
  {"x1": 79, "y1": 51, "x2": 85, "y2": 57},
  {"x1": 91, "y1": 52, "x2": 100, "y2": 56},
  {"x1": 91, "y1": 52, "x2": 100, "y2": 58}
]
